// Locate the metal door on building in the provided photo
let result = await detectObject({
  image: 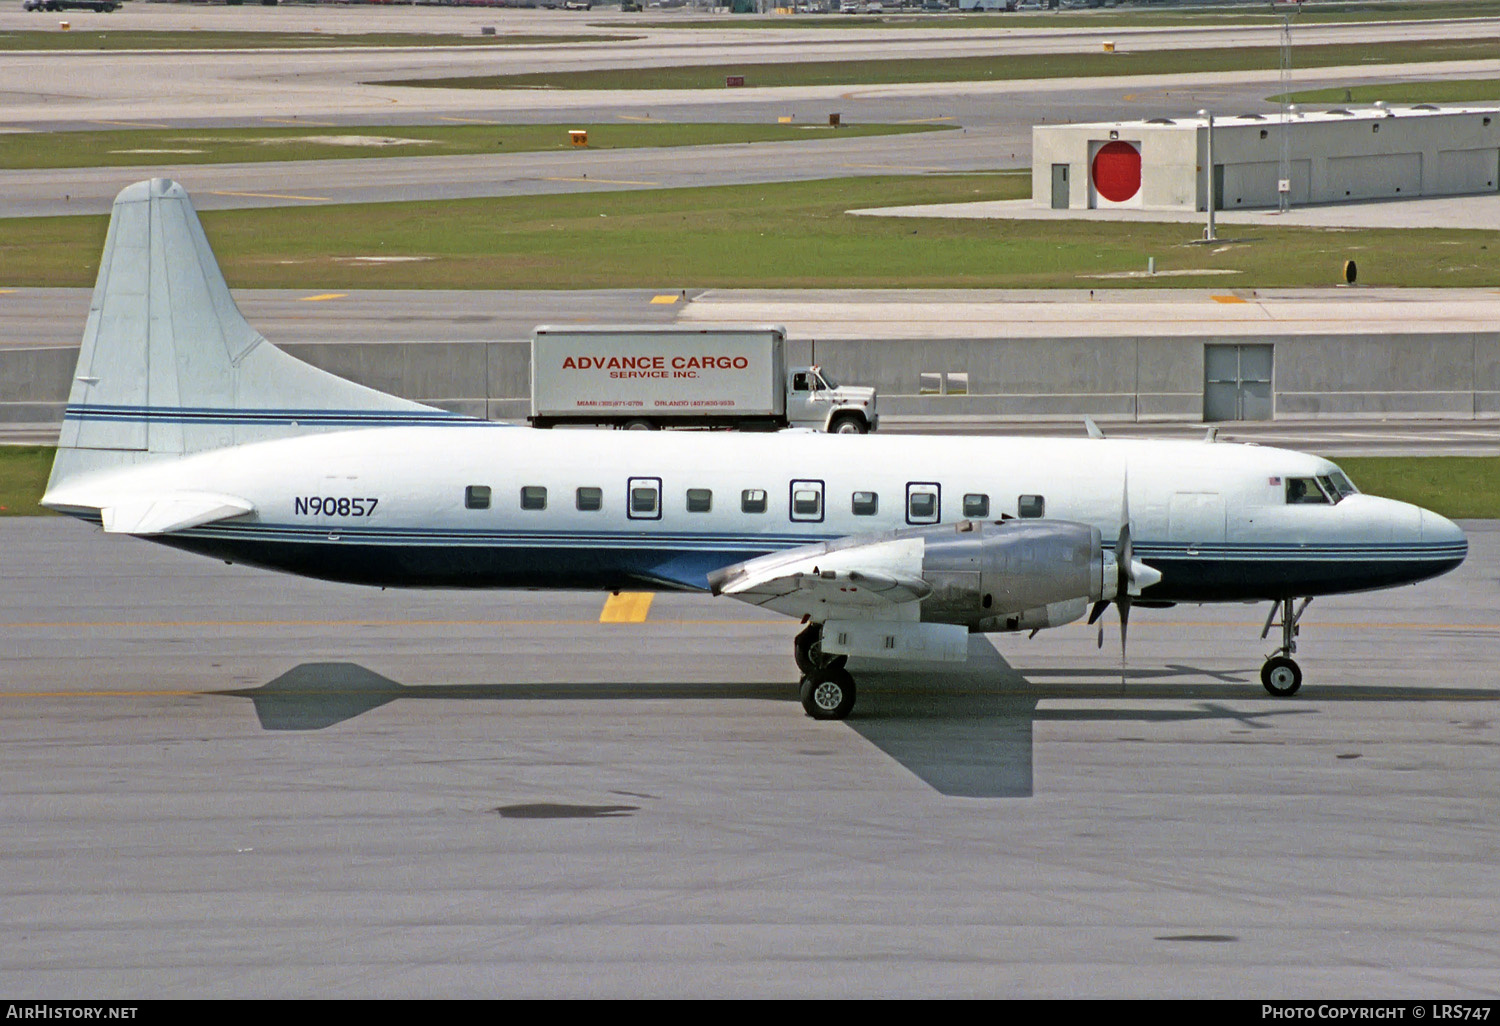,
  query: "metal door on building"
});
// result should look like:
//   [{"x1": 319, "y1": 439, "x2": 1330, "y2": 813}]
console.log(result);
[
  {"x1": 1051, "y1": 164, "x2": 1069, "y2": 209},
  {"x1": 1204, "y1": 343, "x2": 1273, "y2": 422}
]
